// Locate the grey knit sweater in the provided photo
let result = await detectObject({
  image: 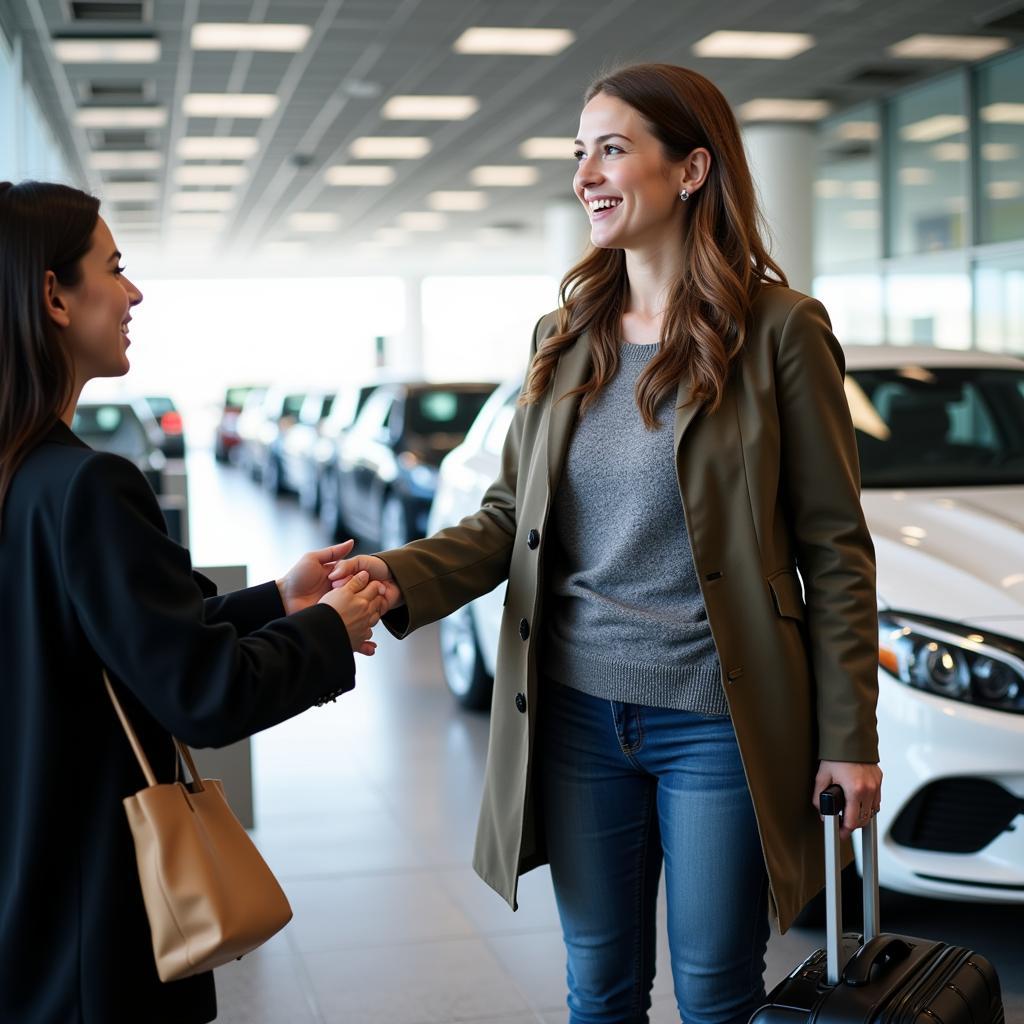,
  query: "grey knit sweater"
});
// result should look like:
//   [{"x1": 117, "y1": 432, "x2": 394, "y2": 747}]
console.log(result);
[{"x1": 544, "y1": 341, "x2": 728, "y2": 715}]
